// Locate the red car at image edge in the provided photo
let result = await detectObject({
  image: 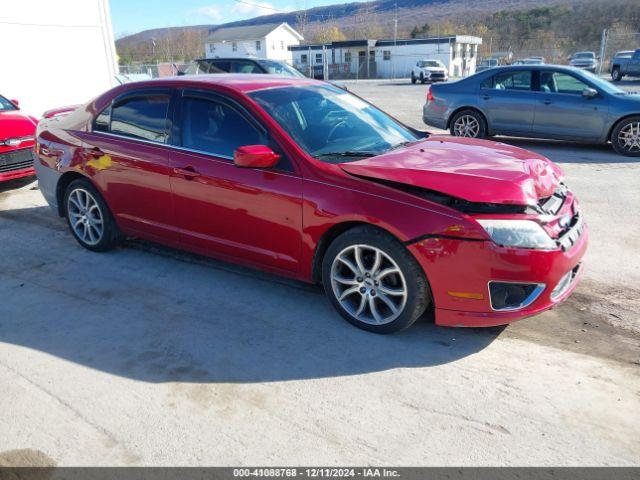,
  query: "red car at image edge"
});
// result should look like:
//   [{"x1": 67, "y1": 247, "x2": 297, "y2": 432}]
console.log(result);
[
  {"x1": 0, "y1": 95, "x2": 37, "y2": 182},
  {"x1": 34, "y1": 75, "x2": 587, "y2": 333}
]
